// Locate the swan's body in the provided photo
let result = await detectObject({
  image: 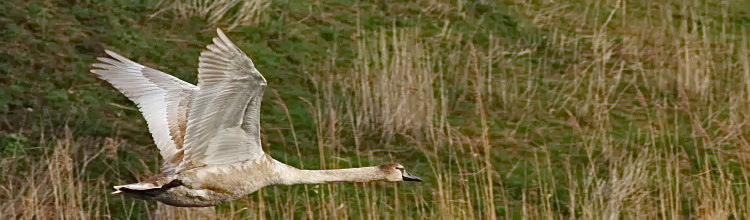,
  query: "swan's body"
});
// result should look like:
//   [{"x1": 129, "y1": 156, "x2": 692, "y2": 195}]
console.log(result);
[{"x1": 91, "y1": 28, "x2": 421, "y2": 207}]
